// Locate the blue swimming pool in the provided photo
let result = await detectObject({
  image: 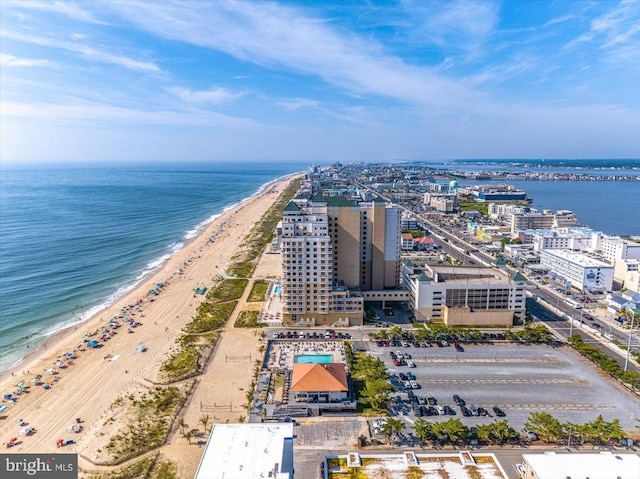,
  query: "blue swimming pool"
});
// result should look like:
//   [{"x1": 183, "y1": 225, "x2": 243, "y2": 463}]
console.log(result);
[
  {"x1": 274, "y1": 285, "x2": 282, "y2": 294},
  {"x1": 294, "y1": 354, "x2": 333, "y2": 364}
]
